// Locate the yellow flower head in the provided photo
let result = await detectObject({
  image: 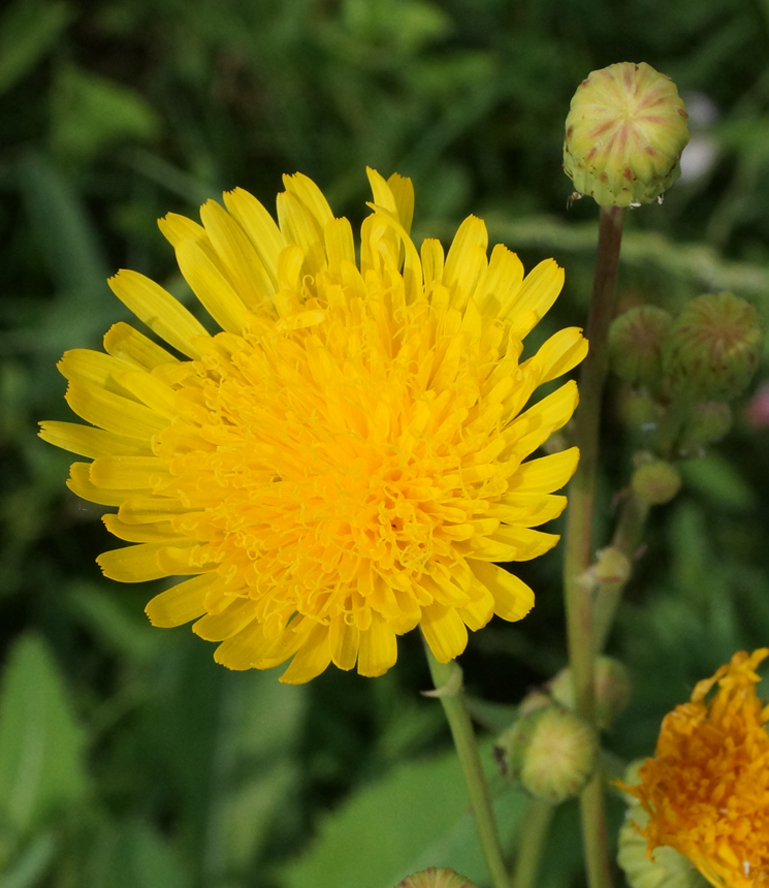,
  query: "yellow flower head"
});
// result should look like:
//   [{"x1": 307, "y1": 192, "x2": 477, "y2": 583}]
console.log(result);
[
  {"x1": 625, "y1": 649, "x2": 769, "y2": 888},
  {"x1": 40, "y1": 169, "x2": 586, "y2": 683}
]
